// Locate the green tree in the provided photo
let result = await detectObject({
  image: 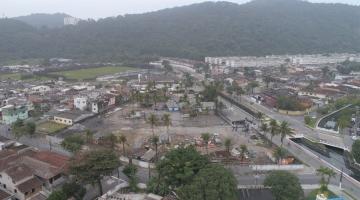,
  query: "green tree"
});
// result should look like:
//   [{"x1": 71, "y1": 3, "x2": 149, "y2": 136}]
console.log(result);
[
  {"x1": 150, "y1": 135, "x2": 160, "y2": 161},
  {"x1": 279, "y1": 121, "x2": 293, "y2": 146},
  {"x1": 239, "y1": 144, "x2": 248, "y2": 161},
  {"x1": 61, "y1": 135, "x2": 85, "y2": 153},
  {"x1": 62, "y1": 182, "x2": 86, "y2": 200},
  {"x1": 246, "y1": 81, "x2": 259, "y2": 94},
  {"x1": 352, "y1": 139, "x2": 360, "y2": 163},
  {"x1": 123, "y1": 164, "x2": 138, "y2": 192},
  {"x1": 264, "y1": 171, "x2": 304, "y2": 200},
  {"x1": 224, "y1": 138, "x2": 232, "y2": 154},
  {"x1": 270, "y1": 119, "x2": 279, "y2": 144},
  {"x1": 257, "y1": 112, "x2": 264, "y2": 120},
  {"x1": 201, "y1": 133, "x2": 211, "y2": 155},
  {"x1": 260, "y1": 123, "x2": 268, "y2": 135},
  {"x1": 148, "y1": 113, "x2": 158, "y2": 136},
  {"x1": 337, "y1": 115, "x2": 350, "y2": 134},
  {"x1": 178, "y1": 164, "x2": 237, "y2": 200},
  {"x1": 316, "y1": 167, "x2": 336, "y2": 193},
  {"x1": 162, "y1": 113, "x2": 172, "y2": 142},
  {"x1": 47, "y1": 190, "x2": 67, "y2": 200},
  {"x1": 147, "y1": 146, "x2": 209, "y2": 195},
  {"x1": 118, "y1": 134, "x2": 127, "y2": 155},
  {"x1": 24, "y1": 121, "x2": 36, "y2": 136},
  {"x1": 70, "y1": 150, "x2": 120, "y2": 196},
  {"x1": 273, "y1": 147, "x2": 287, "y2": 164},
  {"x1": 11, "y1": 119, "x2": 25, "y2": 139}
]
